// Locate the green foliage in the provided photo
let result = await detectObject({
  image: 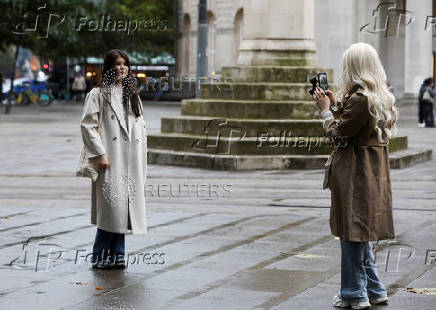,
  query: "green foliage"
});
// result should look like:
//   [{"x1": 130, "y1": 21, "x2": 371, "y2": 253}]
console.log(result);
[
  {"x1": 0, "y1": 45, "x2": 15, "y2": 74},
  {"x1": 0, "y1": 0, "x2": 177, "y2": 60}
]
